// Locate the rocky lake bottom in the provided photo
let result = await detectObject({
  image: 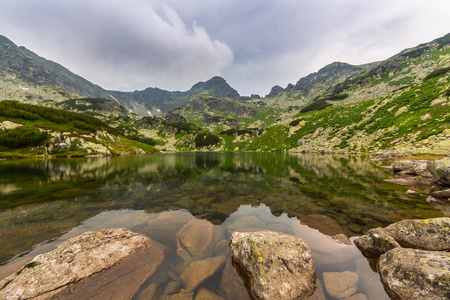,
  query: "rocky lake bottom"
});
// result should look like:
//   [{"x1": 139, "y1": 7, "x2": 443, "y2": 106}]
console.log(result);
[{"x1": 0, "y1": 153, "x2": 449, "y2": 299}]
